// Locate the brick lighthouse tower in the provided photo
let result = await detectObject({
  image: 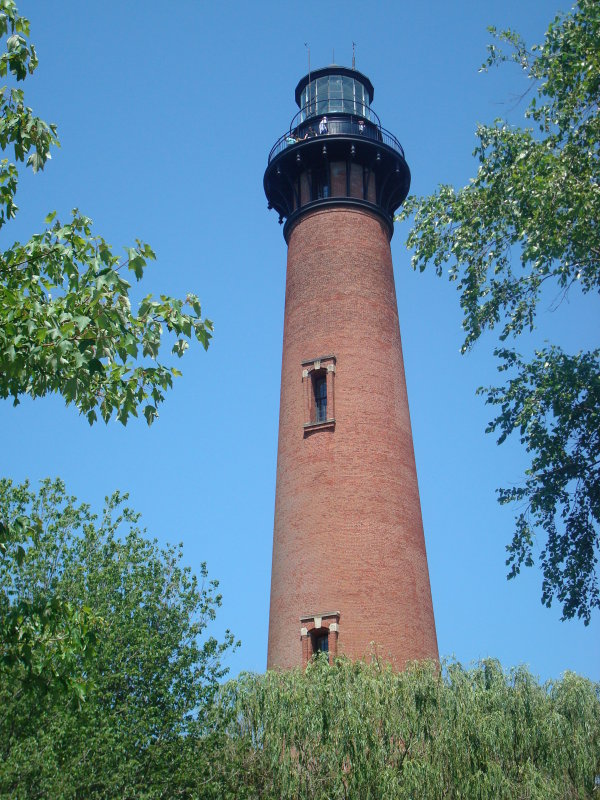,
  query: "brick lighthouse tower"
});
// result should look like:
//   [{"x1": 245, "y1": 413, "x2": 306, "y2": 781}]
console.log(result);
[{"x1": 264, "y1": 65, "x2": 438, "y2": 669}]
